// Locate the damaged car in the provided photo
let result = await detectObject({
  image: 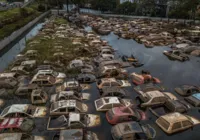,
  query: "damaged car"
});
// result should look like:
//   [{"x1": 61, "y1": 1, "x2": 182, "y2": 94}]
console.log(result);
[
  {"x1": 100, "y1": 87, "x2": 127, "y2": 98},
  {"x1": 0, "y1": 133, "x2": 46, "y2": 140},
  {"x1": 163, "y1": 50, "x2": 189, "y2": 61},
  {"x1": 50, "y1": 100, "x2": 88, "y2": 116},
  {"x1": 111, "y1": 121, "x2": 156, "y2": 140},
  {"x1": 47, "y1": 112, "x2": 100, "y2": 130},
  {"x1": 0, "y1": 104, "x2": 47, "y2": 118},
  {"x1": 77, "y1": 73, "x2": 96, "y2": 83},
  {"x1": 95, "y1": 97, "x2": 133, "y2": 112},
  {"x1": 175, "y1": 85, "x2": 200, "y2": 96},
  {"x1": 0, "y1": 118, "x2": 34, "y2": 132},
  {"x1": 185, "y1": 93, "x2": 200, "y2": 107},
  {"x1": 156, "y1": 112, "x2": 200, "y2": 134},
  {"x1": 56, "y1": 81, "x2": 82, "y2": 93},
  {"x1": 106, "y1": 106, "x2": 146, "y2": 124}
]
